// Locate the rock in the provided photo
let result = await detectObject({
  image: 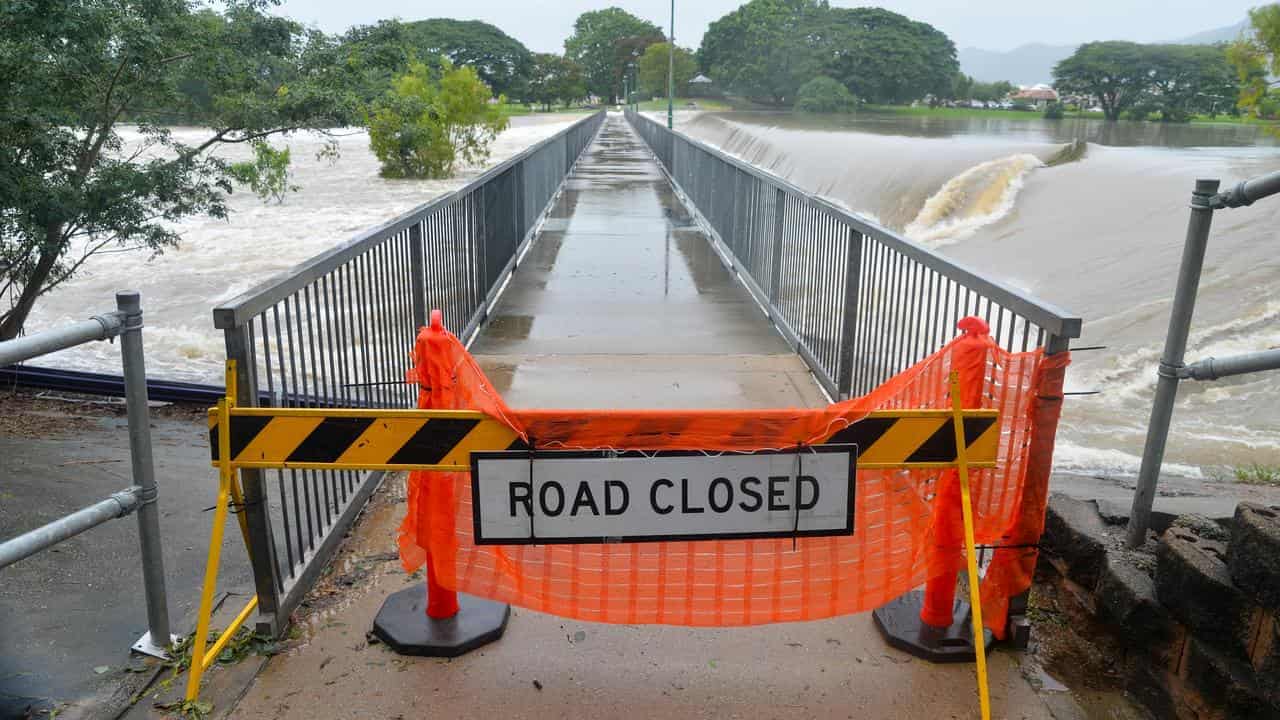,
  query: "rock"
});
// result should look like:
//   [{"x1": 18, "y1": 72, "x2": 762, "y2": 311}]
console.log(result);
[
  {"x1": 1096, "y1": 549, "x2": 1175, "y2": 651},
  {"x1": 1228, "y1": 503, "x2": 1280, "y2": 609},
  {"x1": 1171, "y1": 513, "x2": 1230, "y2": 543},
  {"x1": 1043, "y1": 494, "x2": 1111, "y2": 590},
  {"x1": 1157, "y1": 524, "x2": 1257, "y2": 661},
  {"x1": 1182, "y1": 637, "x2": 1280, "y2": 719}
]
